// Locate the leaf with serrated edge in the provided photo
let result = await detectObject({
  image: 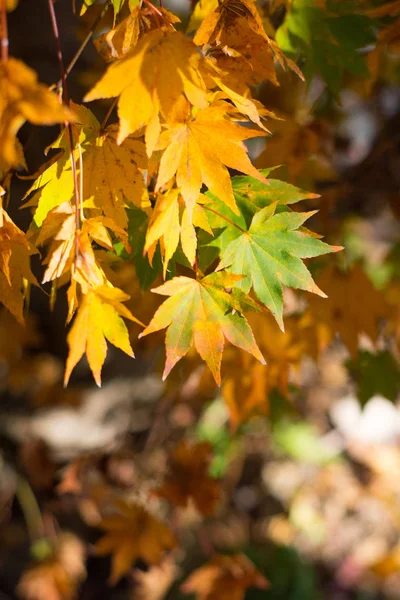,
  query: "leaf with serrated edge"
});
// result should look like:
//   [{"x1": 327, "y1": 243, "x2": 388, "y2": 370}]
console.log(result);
[
  {"x1": 139, "y1": 272, "x2": 265, "y2": 384},
  {"x1": 156, "y1": 103, "x2": 267, "y2": 217},
  {"x1": 217, "y1": 203, "x2": 342, "y2": 330},
  {"x1": 64, "y1": 285, "x2": 143, "y2": 386}
]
